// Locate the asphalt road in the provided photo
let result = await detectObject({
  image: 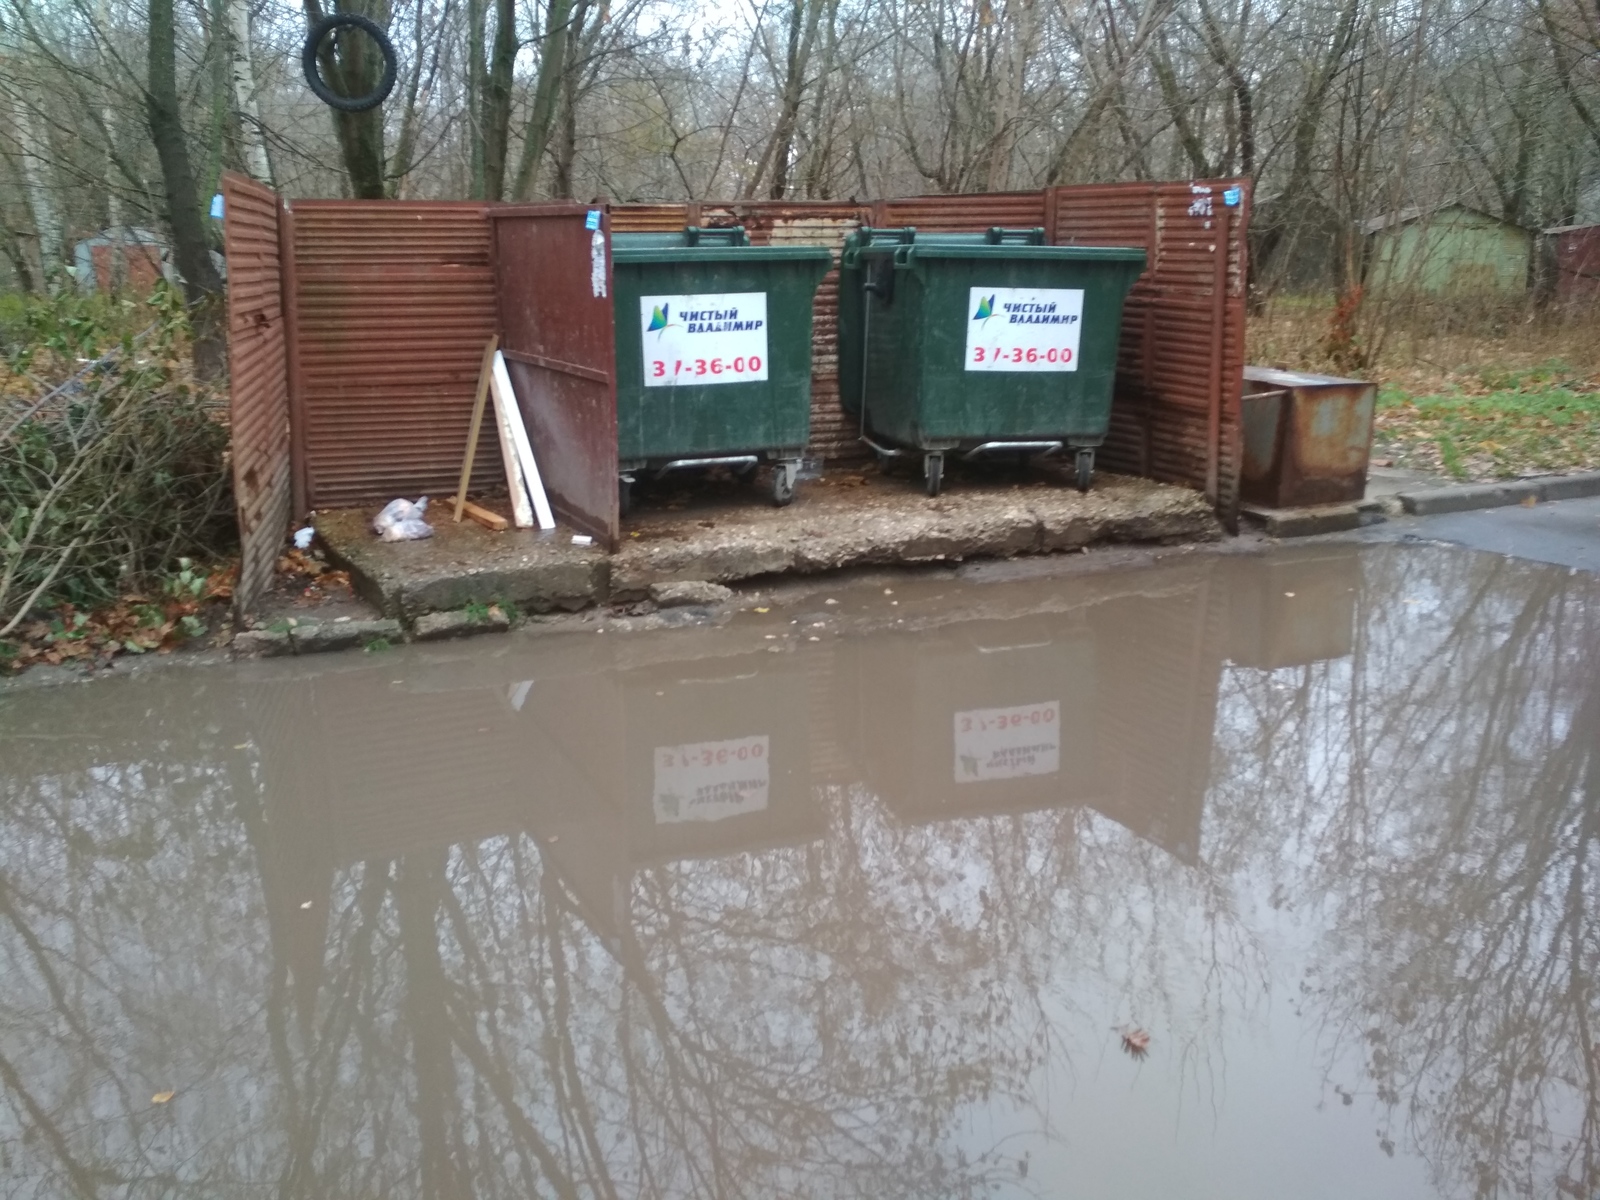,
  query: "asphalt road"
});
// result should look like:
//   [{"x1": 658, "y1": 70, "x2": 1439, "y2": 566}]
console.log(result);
[{"x1": 1349, "y1": 494, "x2": 1600, "y2": 574}]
